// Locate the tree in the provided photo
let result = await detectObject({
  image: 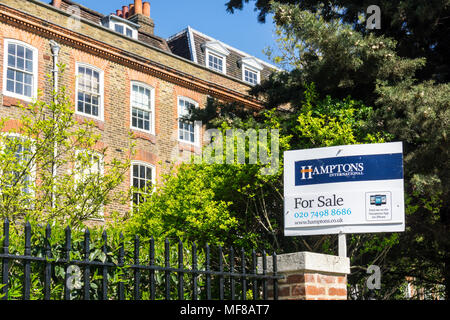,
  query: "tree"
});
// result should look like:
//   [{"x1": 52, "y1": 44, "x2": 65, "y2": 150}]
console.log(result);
[
  {"x1": 130, "y1": 86, "x2": 392, "y2": 259},
  {"x1": 253, "y1": 4, "x2": 425, "y2": 107},
  {"x1": 226, "y1": 0, "x2": 450, "y2": 82},
  {"x1": 230, "y1": 1, "x2": 450, "y2": 299},
  {"x1": 0, "y1": 68, "x2": 133, "y2": 227}
]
